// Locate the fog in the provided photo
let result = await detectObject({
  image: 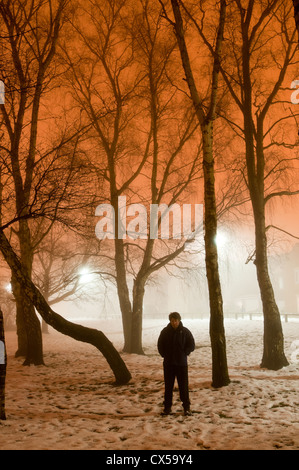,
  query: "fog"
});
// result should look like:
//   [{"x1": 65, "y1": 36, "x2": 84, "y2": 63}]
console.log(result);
[{"x1": 2, "y1": 218, "x2": 298, "y2": 330}]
